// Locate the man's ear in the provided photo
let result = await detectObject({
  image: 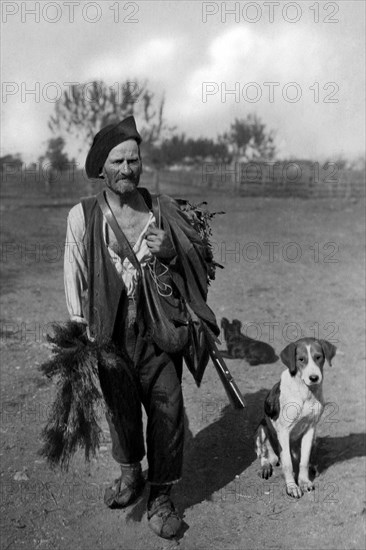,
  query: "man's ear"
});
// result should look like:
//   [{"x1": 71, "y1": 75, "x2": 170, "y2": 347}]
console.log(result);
[
  {"x1": 280, "y1": 342, "x2": 297, "y2": 375},
  {"x1": 320, "y1": 340, "x2": 337, "y2": 366}
]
